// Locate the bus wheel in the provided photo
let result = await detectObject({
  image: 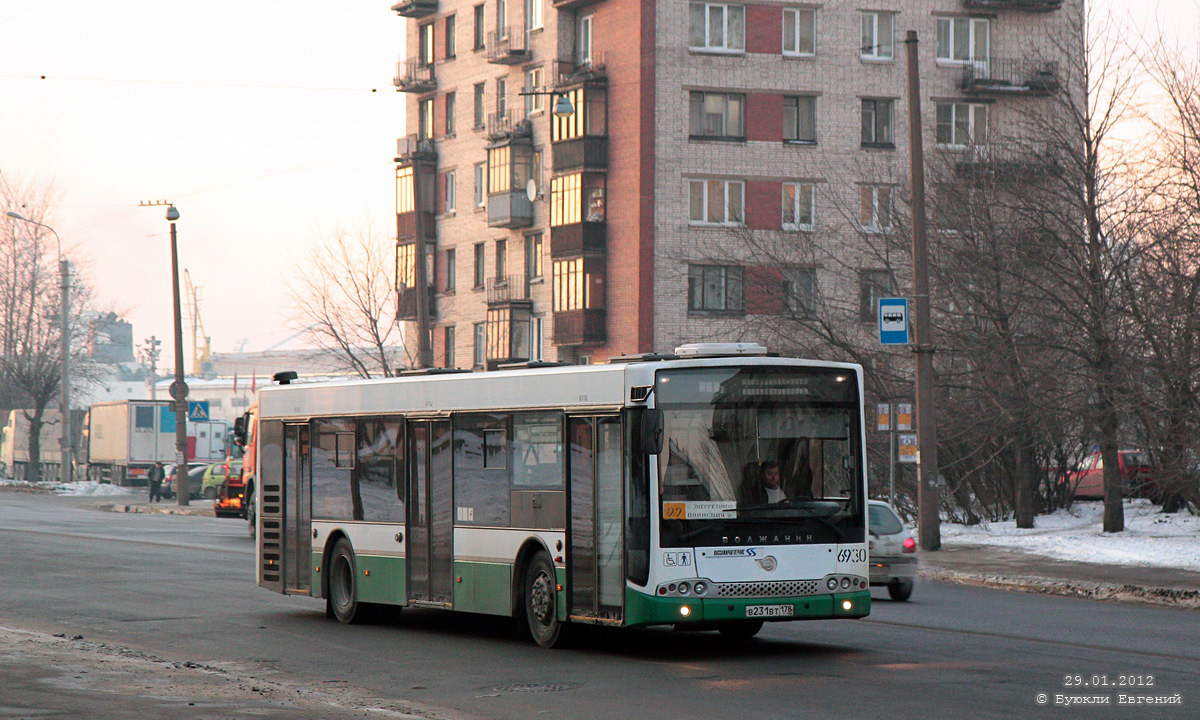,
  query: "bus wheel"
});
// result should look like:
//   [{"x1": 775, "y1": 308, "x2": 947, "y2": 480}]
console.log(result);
[
  {"x1": 524, "y1": 554, "x2": 563, "y2": 648},
  {"x1": 327, "y1": 539, "x2": 365, "y2": 624},
  {"x1": 717, "y1": 620, "x2": 764, "y2": 640}
]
